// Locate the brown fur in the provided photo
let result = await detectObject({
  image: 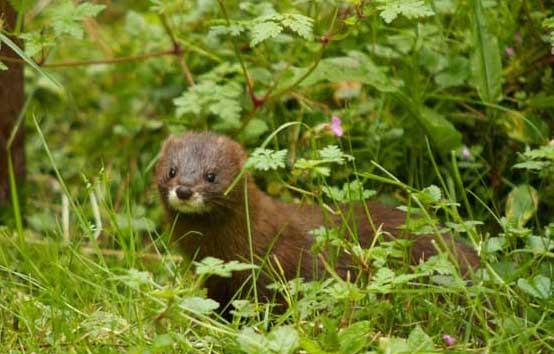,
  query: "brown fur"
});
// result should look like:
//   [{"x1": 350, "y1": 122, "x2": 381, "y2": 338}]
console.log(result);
[{"x1": 156, "y1": 132, "x2": 480, "y2": 306}]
